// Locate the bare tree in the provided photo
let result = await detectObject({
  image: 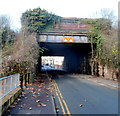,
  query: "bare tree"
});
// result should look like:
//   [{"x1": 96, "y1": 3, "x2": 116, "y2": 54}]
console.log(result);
[
  {"x1": 100, "y1": 8, "x2": 117, "y2": 28},
  {"x1": 0, "y1": 15, "x2": 11, "y2": 29}
]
